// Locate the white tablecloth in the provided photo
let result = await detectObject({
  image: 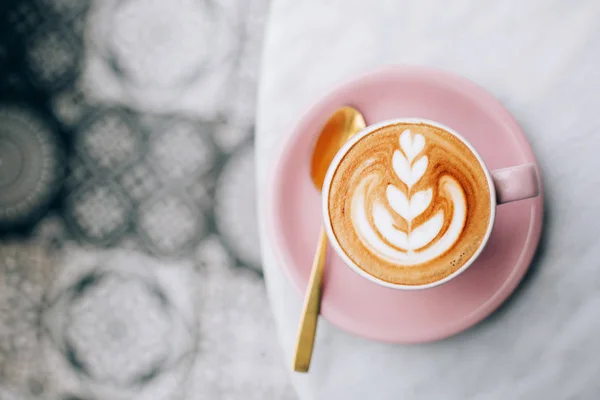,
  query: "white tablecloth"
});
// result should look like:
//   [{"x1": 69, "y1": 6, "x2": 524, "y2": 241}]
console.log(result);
[{"x1": 257, "y1": 1, "x2": 600, "y2": 398}]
